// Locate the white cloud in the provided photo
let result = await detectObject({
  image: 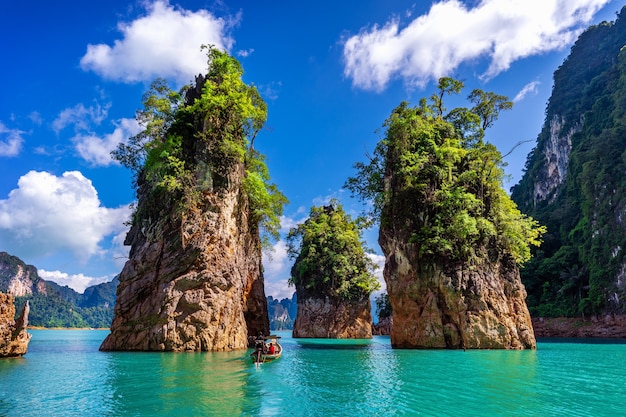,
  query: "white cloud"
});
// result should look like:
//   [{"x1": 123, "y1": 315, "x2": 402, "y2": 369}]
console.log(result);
[
  {"x1": 38, "y1": 269, "x2": 113, "y2": 294},
  {"x1": 73, "y1": 118, "x2": 141, "y2": 166},
  {"x1": 0, "y1": 171, "x2": 131, "y2": 262},
  {"x1": 262, "y1": 238, "x2": 293, "y2": 299},
  {"x1": 343, "y1": 0, "x2": 611, "y2": 91},
  {"x1": 513, "y1": 80, "x2": 540, "y2": 102},
  {"x1": 52, "y1": 102, "x2": 110, "y2": 134},
  {"x1": 80, "y1": 0, "x2": 238, "y2": 84},
  {"x1": 0, "y1": 122, "x2": 25, "y2": 157},
  {"x1": 366, "y1": 252, "x2": 386, "y2": 293}
]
